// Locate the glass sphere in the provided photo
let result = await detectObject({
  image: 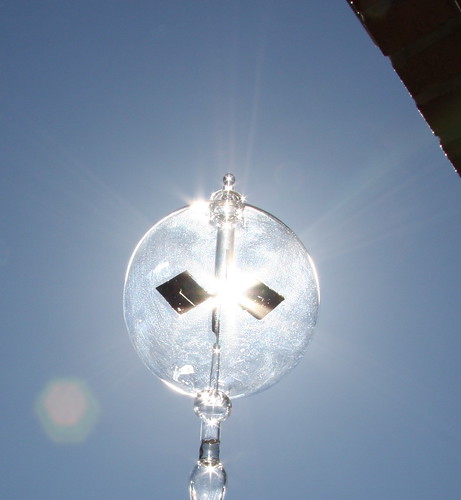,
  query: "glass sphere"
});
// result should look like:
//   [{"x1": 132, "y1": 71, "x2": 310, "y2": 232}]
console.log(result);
[{"x1": 123, "y1": 202, "x2": 319, "y2": 398}]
